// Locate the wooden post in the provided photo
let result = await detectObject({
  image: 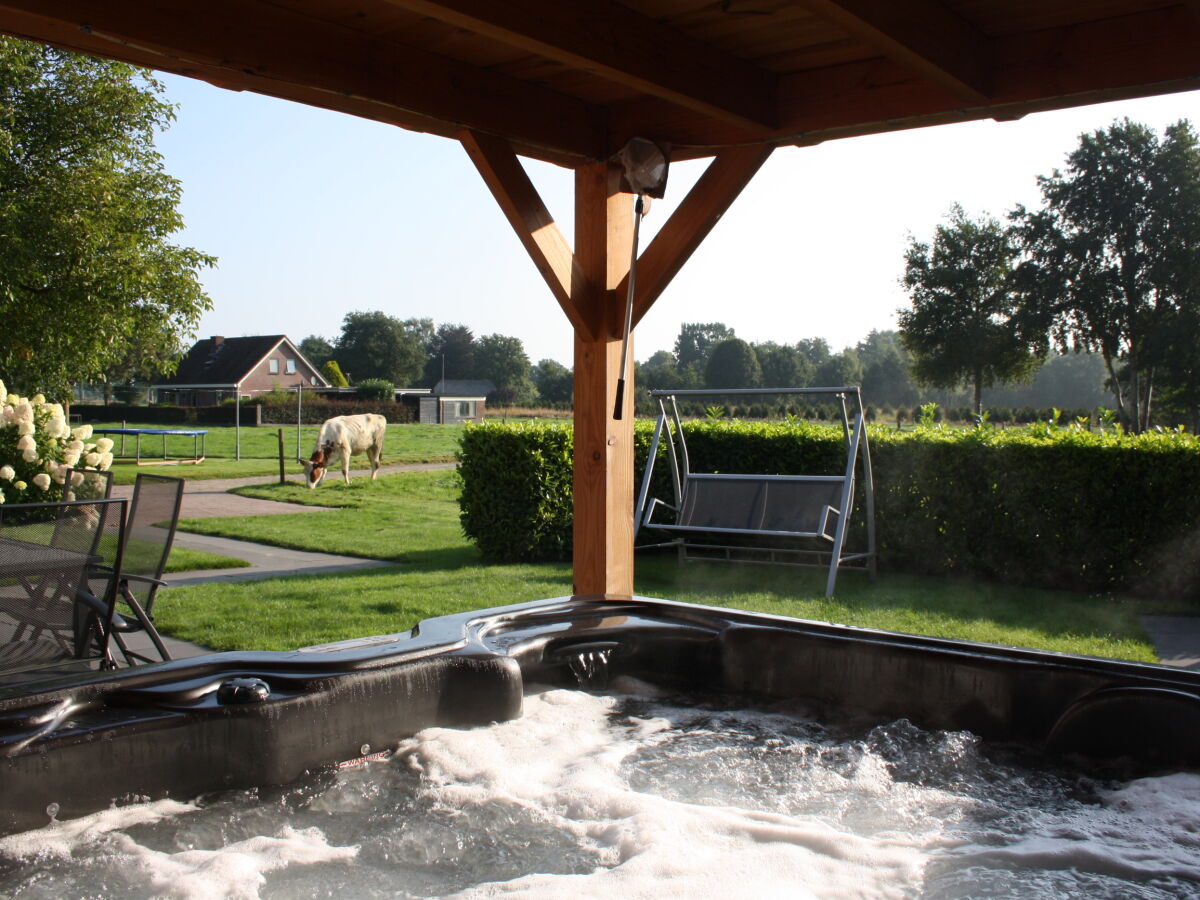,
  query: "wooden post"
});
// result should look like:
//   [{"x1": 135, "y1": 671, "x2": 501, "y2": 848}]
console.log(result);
[
  {"x1": 572, "y1": 161, "x2": 635, "y2": 597},
  {"x1": 277, "y1": 428, "x2": 286, "y2": 484}
]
